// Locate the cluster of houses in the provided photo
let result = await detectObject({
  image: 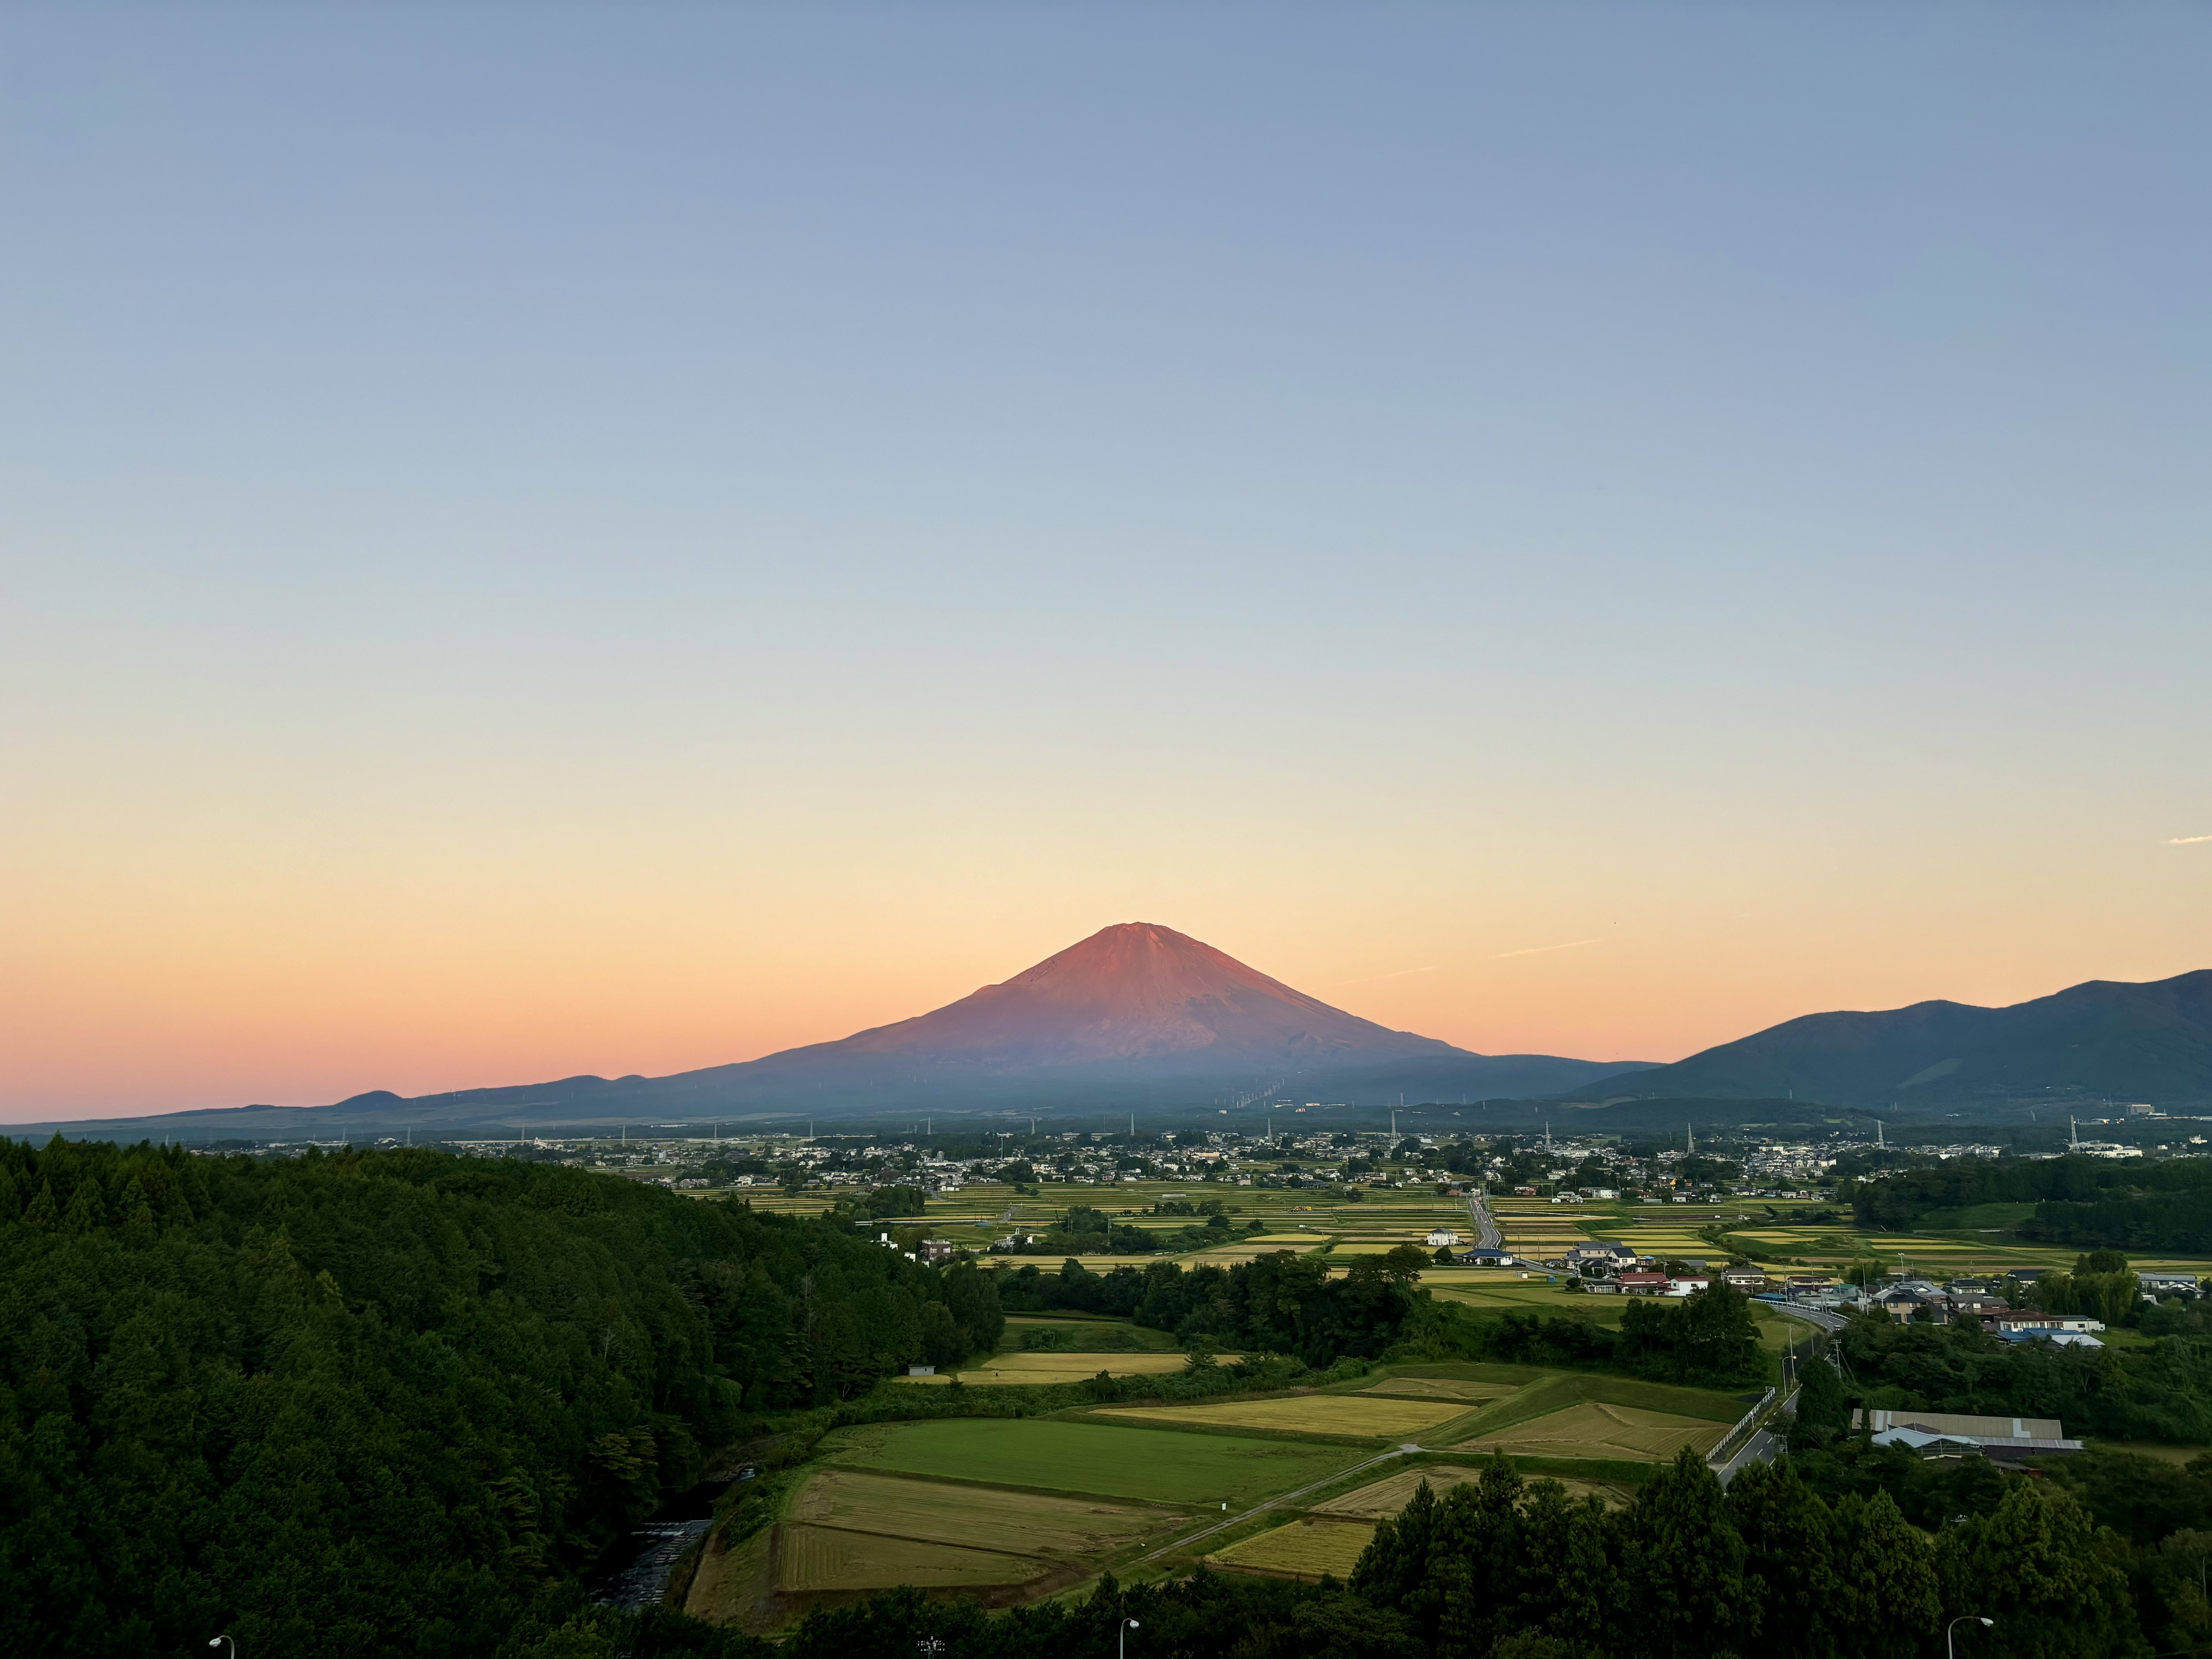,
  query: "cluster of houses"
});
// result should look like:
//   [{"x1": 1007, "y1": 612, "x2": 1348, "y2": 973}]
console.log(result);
[
  {"x1": 1549, "y1": 1240, "x2": 1767, "y2": 1296},
  {"x1": 1448, "y1": 1245, "x2": 2203, "y2": 1339}
]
